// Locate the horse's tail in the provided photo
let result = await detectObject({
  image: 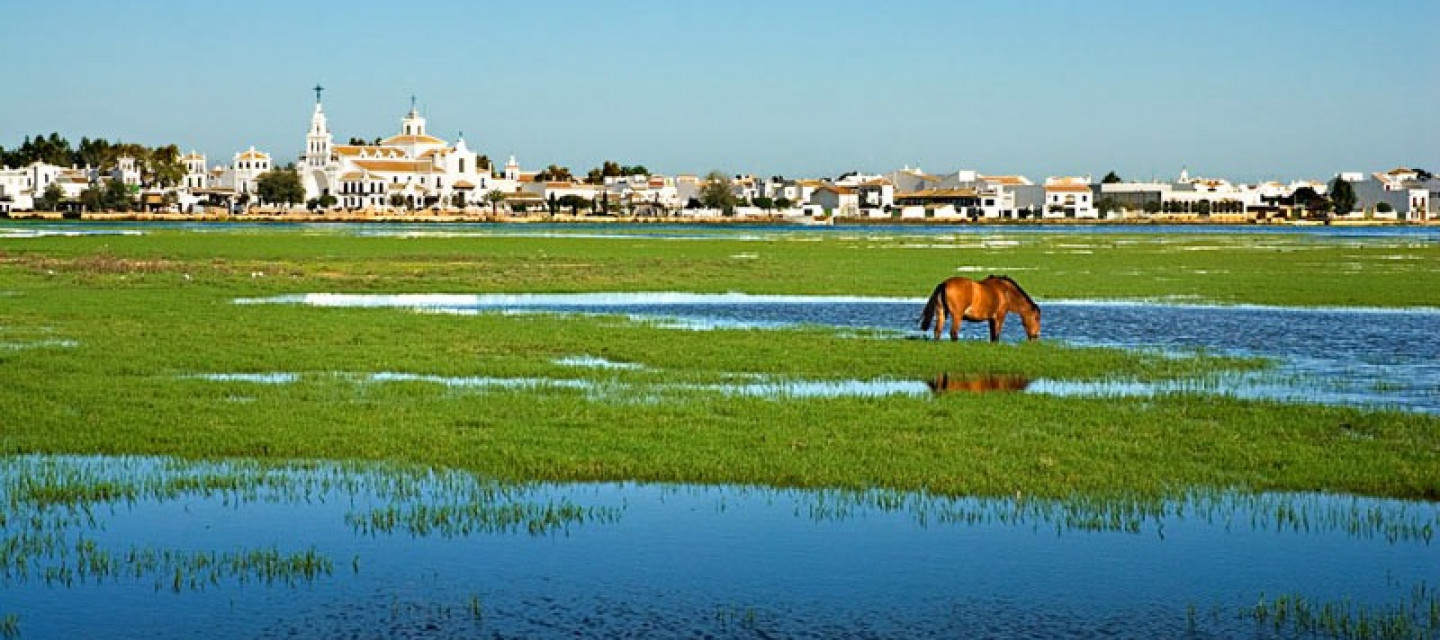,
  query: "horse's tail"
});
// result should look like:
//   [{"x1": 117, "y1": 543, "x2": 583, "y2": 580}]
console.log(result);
[{"x1": 919, "y1": 282, "x2": 948, "y2": 331}]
